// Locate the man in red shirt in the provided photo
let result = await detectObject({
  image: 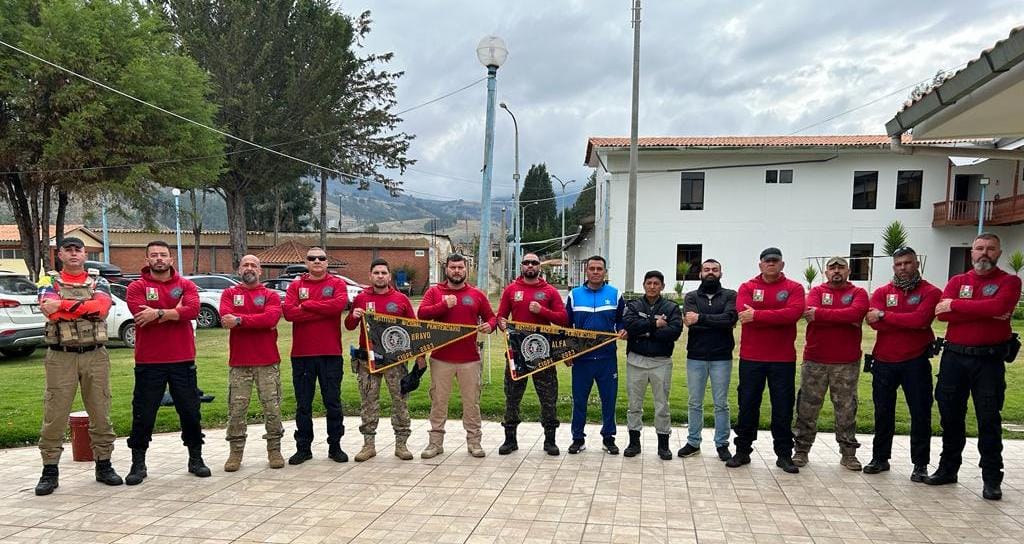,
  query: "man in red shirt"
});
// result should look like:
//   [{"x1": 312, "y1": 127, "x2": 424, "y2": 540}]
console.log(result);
[
  {"x1": 495, "y1": 252, "x2": 568, "y2": 456},
  {"x1": 792, "y1": 257, "x2": 868, "y2": 471},
  {"x1": 124, "y1": 241, "x2": 206, "y2": 485},
  {"x1": 220, "y1": 255, "x2": 284, "y2": 472},
  {"x1": 727, "y1": 247, "x2": 804, "y2": 474},
  {"x1": 417, "y1": 254, "x2": 496, "y2": 459},
  {"x1": 344, "y1": 258, "x2": 418, "y2": 462},
  {"x1": 925, "y1": 233, "x2": 1022, "y2": 501},
  {"x1": 282, "y1": 246, "x2": 349, "y2": 464},
  {"x1": 863, "y1": 247, "x2": 940, "y2": 482},
  {"x1": 34, "y1": 237, "x2": 122, "y2": 495}
]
